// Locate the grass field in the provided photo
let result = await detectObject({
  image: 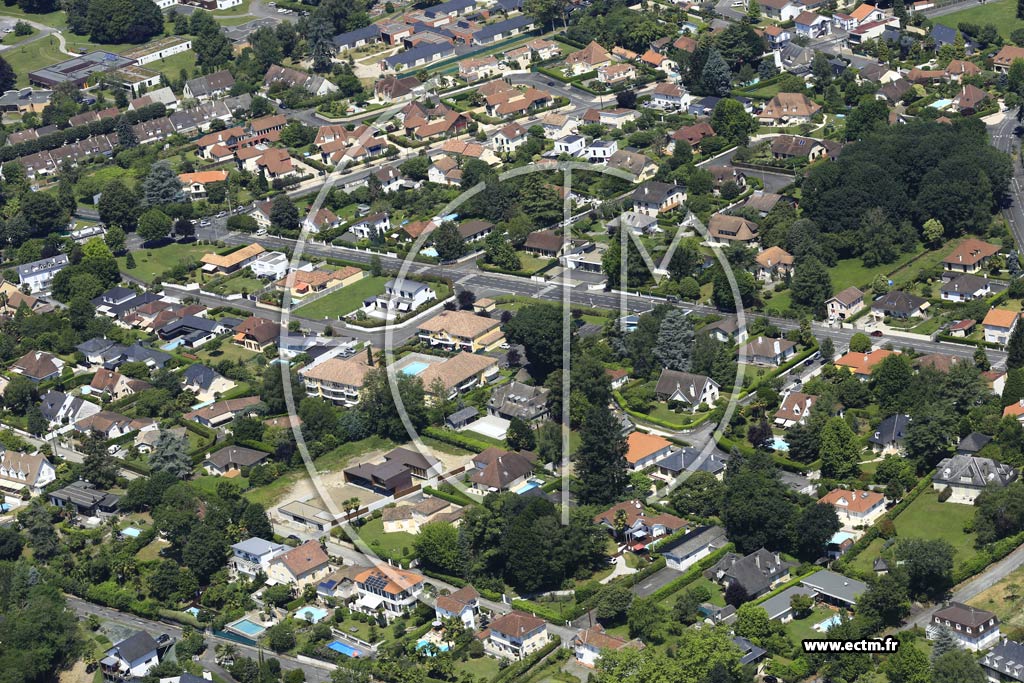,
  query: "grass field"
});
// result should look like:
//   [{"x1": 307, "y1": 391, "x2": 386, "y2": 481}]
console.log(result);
[
  {"x1": 968, "y1": 564, "x2": 1024, "y2": 633},
  {"x1": 347, "y1": 517, "x2": 416, "y2": 562},
  {"x1": 784, "y1": 605, "x2": 838, "y2": 645},
  {"x1": 195, "y1": 343, "x2": 260, "y2": 365},
  {"x1": 936, "y1": 0, "x2": 1024, "y2": 39},
  {"x1": 118, "y1": 242, "x2": 209, "y2": 283},
  {"x1": 294, "y1": 275, "x2": 390, "y2": 320},
  {"x1": 3, "y1": 36, "x2": 70, "y2": 86}
]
